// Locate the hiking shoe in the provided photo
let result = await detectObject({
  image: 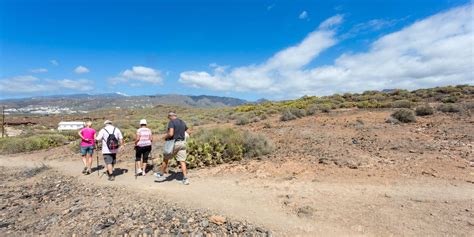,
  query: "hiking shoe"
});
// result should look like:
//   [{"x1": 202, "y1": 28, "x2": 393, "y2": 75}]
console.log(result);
[
  {"x1": 85, "y1": 170, "x2": 91, "y2": 175},
  {"x1": 82, "y1": 167, "x2": 87, "y2": 174},
  {"x1": 154, "y1": 172, "x2": 164, "y2": 177},
  {"x1": 108, "y1": 175, "x2": 115, "y2": 181},
  {"x1": 181, "y1": 178, "x2": 190, "y2": 185}
]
